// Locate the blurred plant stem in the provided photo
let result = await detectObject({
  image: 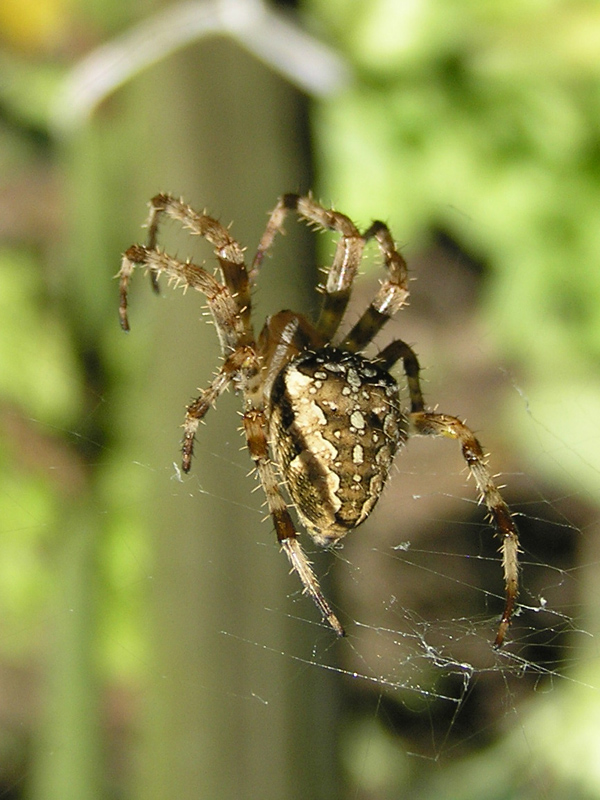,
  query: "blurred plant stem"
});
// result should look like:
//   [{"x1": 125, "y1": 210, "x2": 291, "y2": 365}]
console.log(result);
[{"x1": 28, "y1": 507, "x2": 104, "y2": 800}]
